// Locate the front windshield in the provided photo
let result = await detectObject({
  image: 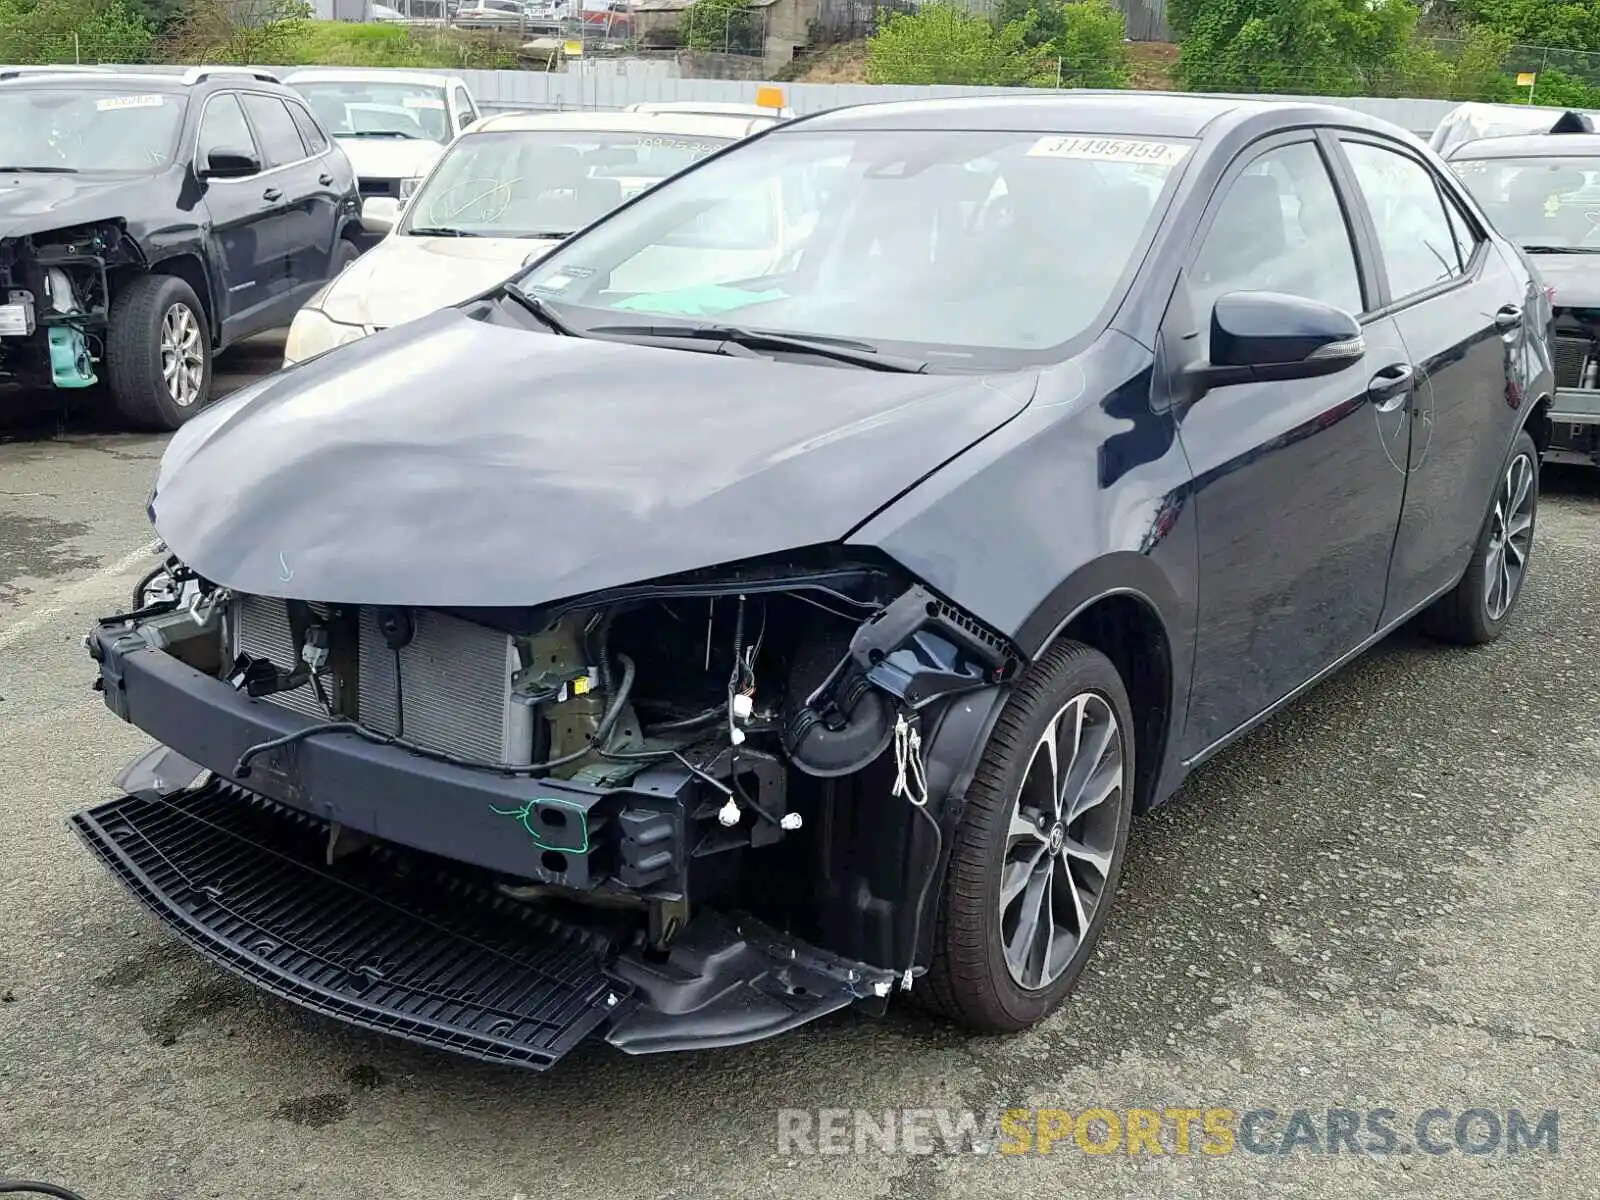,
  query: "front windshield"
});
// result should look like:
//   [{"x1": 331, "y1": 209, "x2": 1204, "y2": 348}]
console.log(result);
[
  {"x1": 401, "y1": 128, "x2": 734, "y2": 238},
  {"x1": 1451, "y1": 155, "x2": 1600, "y2": 248},
  {"x1": 512, "y1": 128, "x2": 1189, "y2": 369},
  {"x1": 0, "y1": 87, "x2": 186, "y2": 172},
  {"x1": 293, "y1": 81, "x2": 450, "y2": 142}
]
